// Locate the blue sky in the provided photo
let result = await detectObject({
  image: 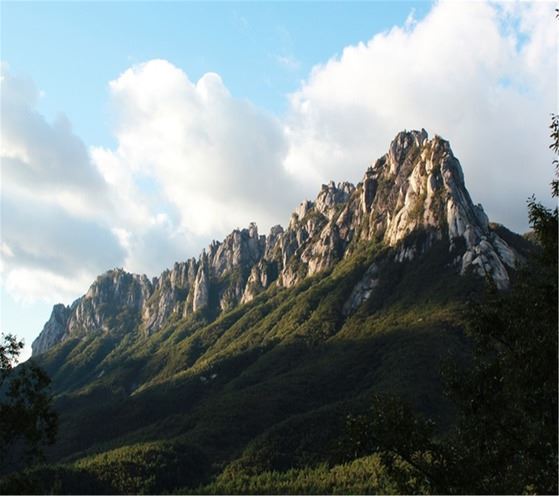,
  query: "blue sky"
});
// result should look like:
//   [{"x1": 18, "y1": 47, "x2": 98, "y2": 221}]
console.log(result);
[
  {"x1": 1, "y1": 1, "x2": 556, "y2": 361},
  {"x1": 2, "y1": 1, "x2": 431, "y2": 147}
]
